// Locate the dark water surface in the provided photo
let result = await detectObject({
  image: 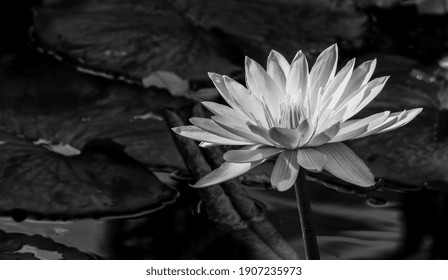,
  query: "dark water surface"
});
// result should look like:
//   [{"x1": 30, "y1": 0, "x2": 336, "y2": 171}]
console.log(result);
[{"x1": 0, "y1": 170, "x2": 415, "y2": 260}]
